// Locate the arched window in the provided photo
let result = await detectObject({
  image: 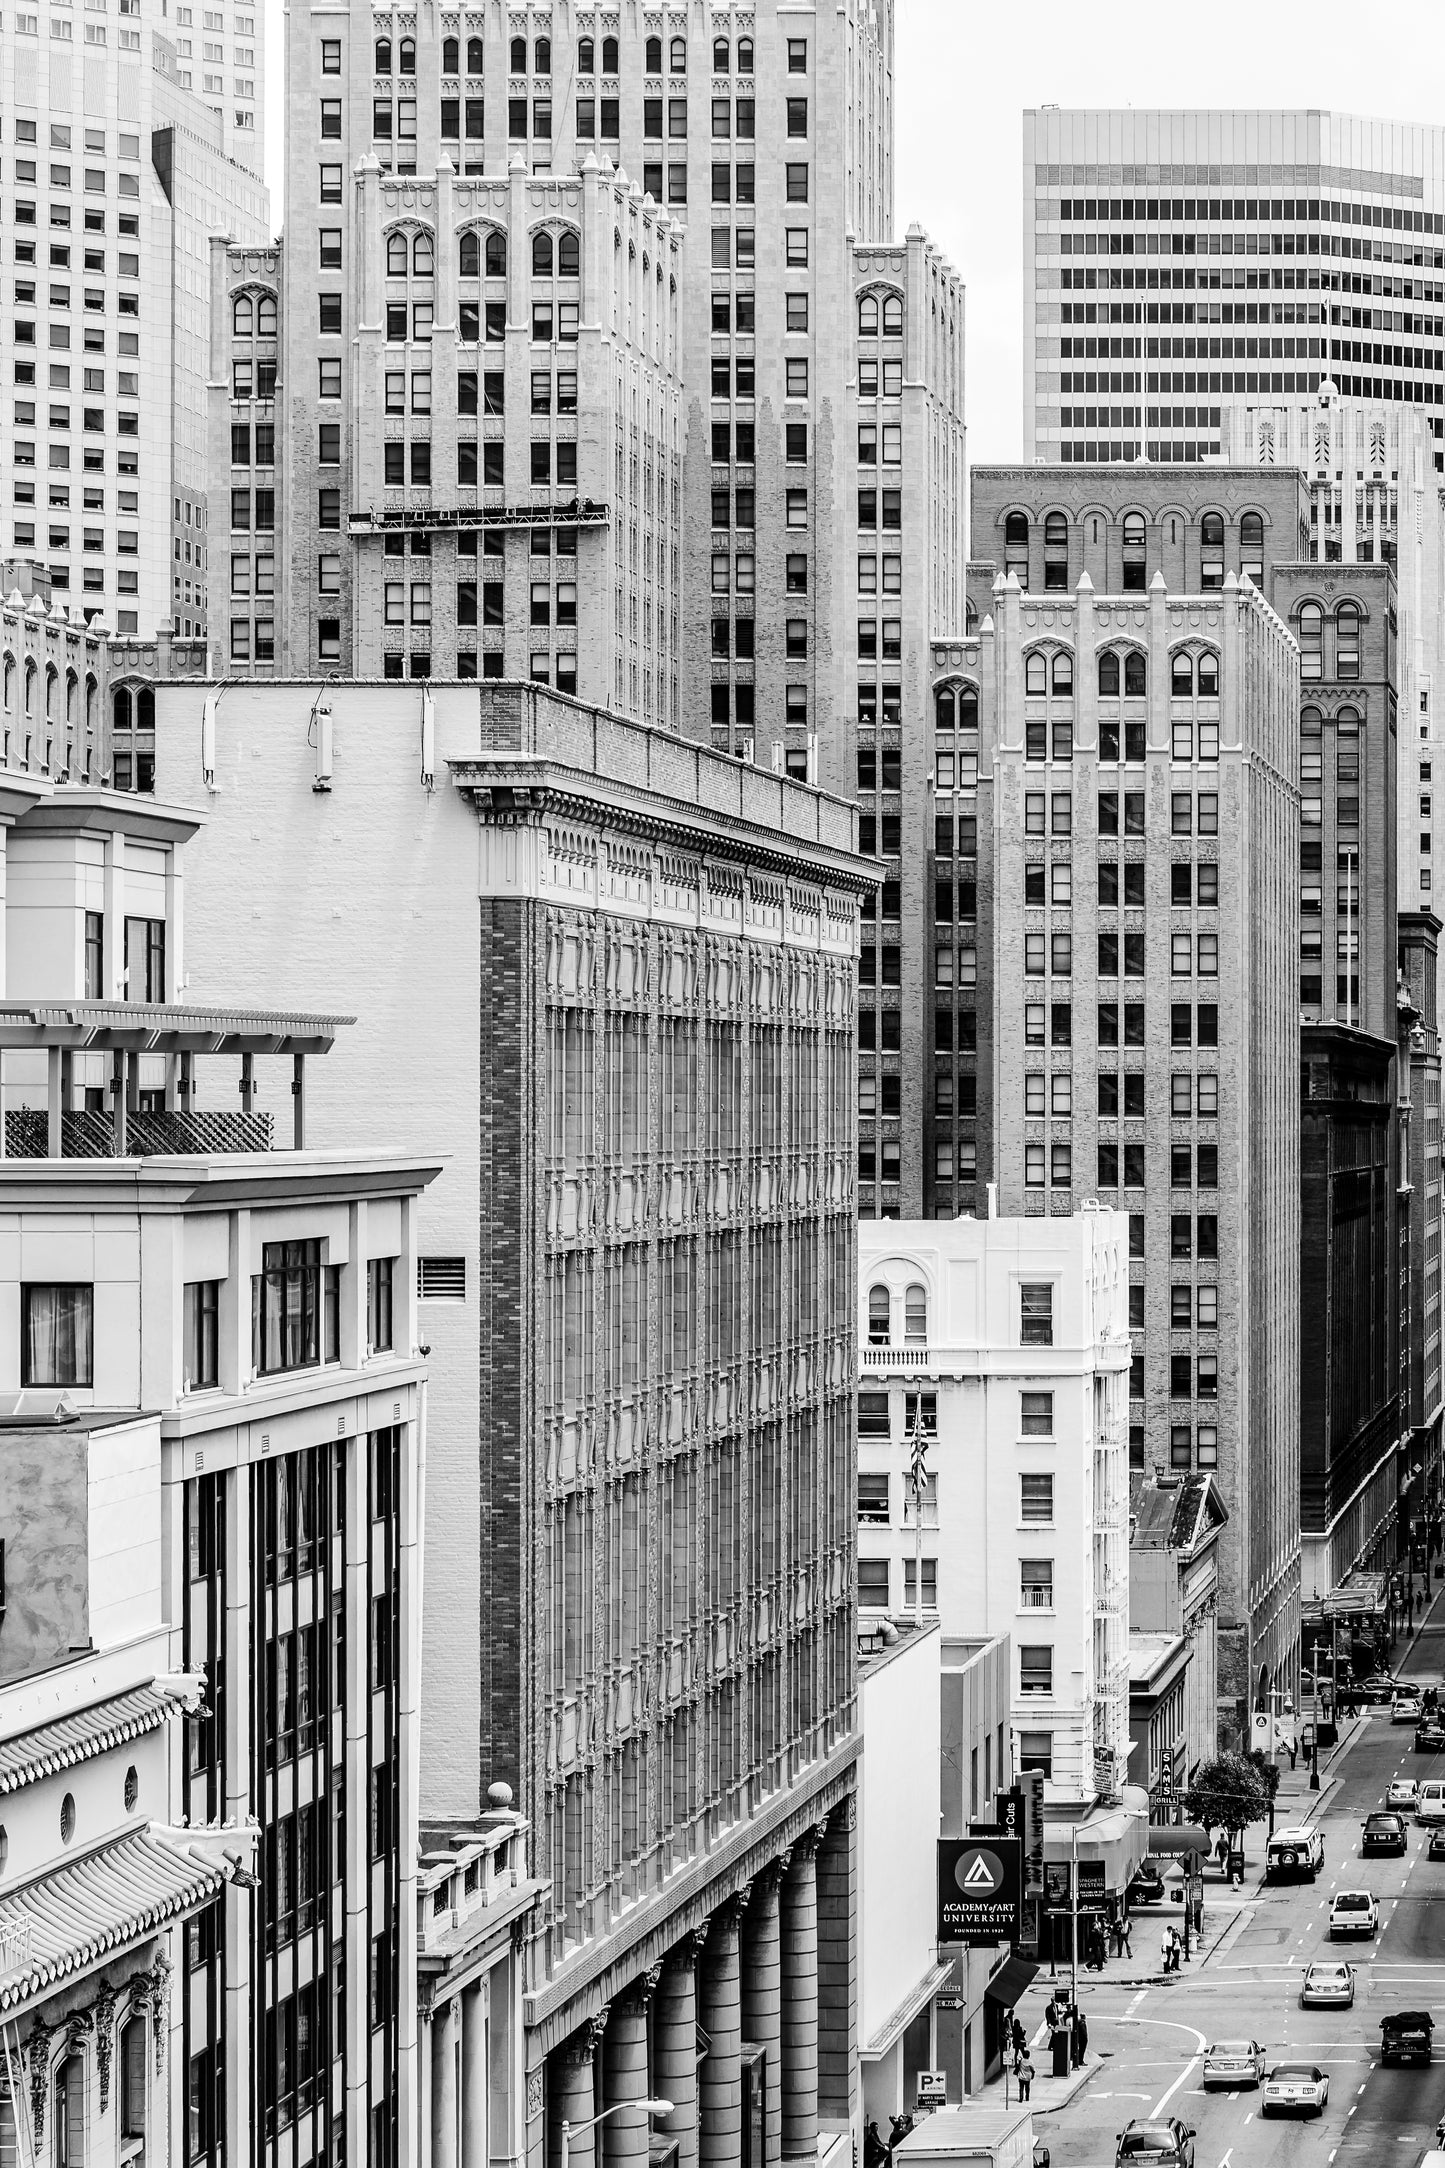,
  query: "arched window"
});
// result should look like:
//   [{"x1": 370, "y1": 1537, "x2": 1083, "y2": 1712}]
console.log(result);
[
  {"x1": 441, "y1": 36, "x2": 458, "y2": 72},
  {"x1": 645, "y1": 33, "x2": 662, "y2": 70},
  {"x1": 485, "y1": 231, "x2": 506, "y2": 277},
  {"x1": 957, "y1": 687, "x2": 978, "y2": 731},
  {"x1": 1336, "y1": 705, "x2": 1361, "y2": 734},
  {"x1": 257, "y1": 293, "x2": 277, "y2": 335},
  {"x1": 532, "y1": 230, "x2": 554, "y2": 277},
  {"x1": 1240, "y1": 511, "x2": 1264, "y2": 582},
  {"x1": 398, "y1": 35, "x2": 415, "y2": 72},
  {"x1": 374, "y1": 35, "x2": 391, "y2": 71},
  {"x1": 534, "y1": 36, "x2": 550, "y2": 73},
  {"x1": 1299, "y1": 602, "x2": 1323, "y2": 681},
  {"x1": 459, "y1": 231, "x2": 480, "y2": 278},
  {"x1": 1025, "y1": 651, "x2": 1047, "y2": 696},
  {"x1": 467, "y1": 35, "x2": 483, "y2": 73},
  {"x1": 1196, "y1": 650, "x2": 1219, "y2": 697},
  {"x1": 1171, "y1": 651, "x2": 1194, "y2": 697},
  {"x1": 412, "y1": 230, "x2": 434, "y2": 275},
  {"x1": 85, "y1": 675, "x2": 96, "y2": 733},
  {"x1": 137, "y1": 687, "x2": 155, "y2": 731},
  {"x1": 1301, "y1": 705, "x2": 1323, "y2": 735},
  {"x1": 386, "y1": 231, "x2": 409, "y2": 276},
  {"x1": 23, "y1": 662, "x2": 35, "y2": 716},
  {"x1": 601, "y1": 34, "x2": 618, "y2": 70},
  {"x1": 2, "y1": 655, "x2": 13, "y2": 711},
  {"x1": 509, "y1": 34, "x2": 527, "y2": 70},
  {"x1": 882, "y1": 295, "x2": 903, "y2": 336},
  {"x1": 1200, "y1": 511, "x2": 1224, "y2": 590},
  {"x1": 1005, "y1": 511, "x2": 1029, "y2": 586},
  {"x1": 43, "y1": 666, "x2": 56, "y2": 719},
  {"x1": 1051, "y1": 651, "x2": 1073, "y2": 696},
  {"x1": 858, "y1": 293, "x2": 878, "y2": 336},
  {"x1": 935, "y1": 686, "x2": 955, "y2": 731},
  {"x1": 1336, "y1": 601, "x2": 1361, "y2": 681},
  {"x1": 1044, "y1": 509, "x2": 1068, "y2": 591},
  {"x1": 578, "y1": 35, "x2": 594, "y2": 72},
  {"x1": 558, "y1": 230, "x2": 579, "y2": 278},
  {"x1": 670, "y1": 34, "x2": 686, "y2": 71},
  {"x1": 867, "y1": 1285, "x2": 891, "y2": 1345},
  {"x1": 713, "y1": 35, "x2": 729, "y2": 68},
  {"x1": 1098, "y1": 651, "x2": 1120, "y2": 697},
  {"x1": 232, "y1": 292, "x2": 253, "y2": 336},
  {"x1": 1122, "y1": 509, "x2": 1146, "y2": 591},
  {"x1": 905, "y1": 1284, "x2": 928, "y2": 1340},
  {"x1": 1124, "y1": 651, "x2": 1146, "y2": 698},
  {"x1": 114, "y1": 686, "x2": 132, "y2": 732},
  {"x1": 737, "y1": 35, "x2": 753, "y2": 69}
]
